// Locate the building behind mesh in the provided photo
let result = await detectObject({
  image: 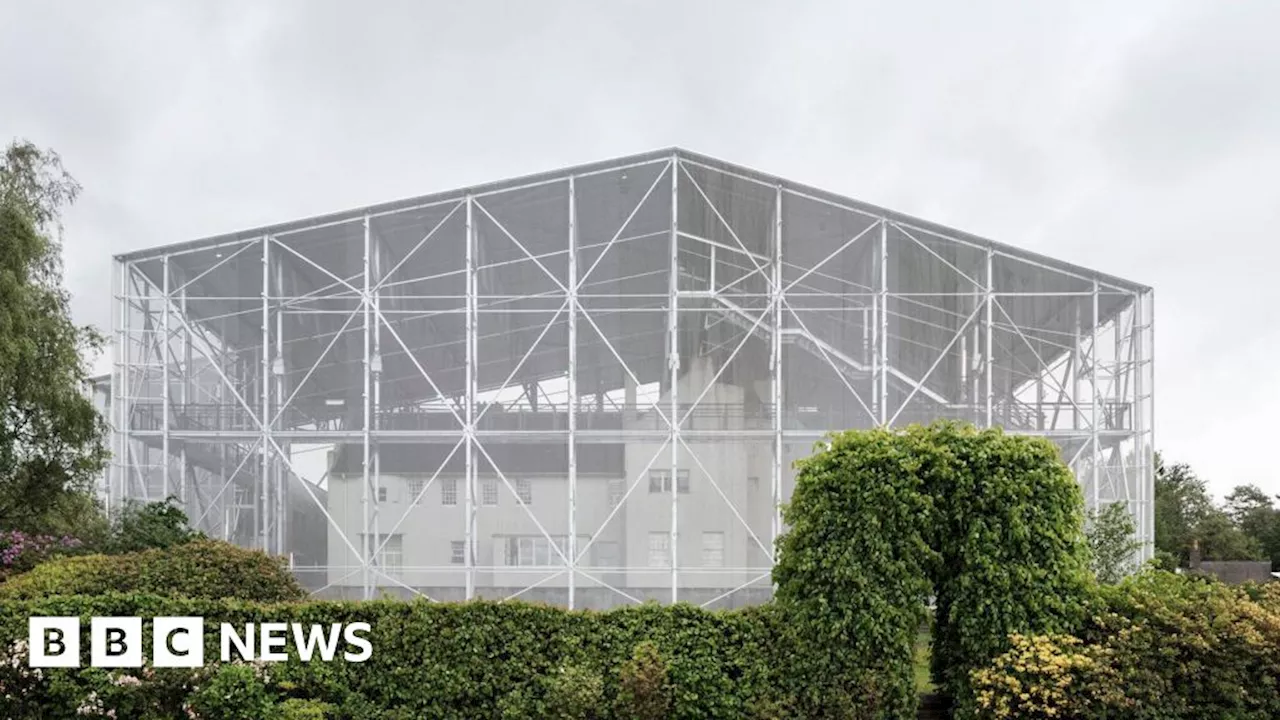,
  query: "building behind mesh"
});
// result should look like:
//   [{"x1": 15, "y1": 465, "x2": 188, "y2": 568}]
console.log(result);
[{"x1": 109, "y1": 148, "x2": 1154, "y2": 607}]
